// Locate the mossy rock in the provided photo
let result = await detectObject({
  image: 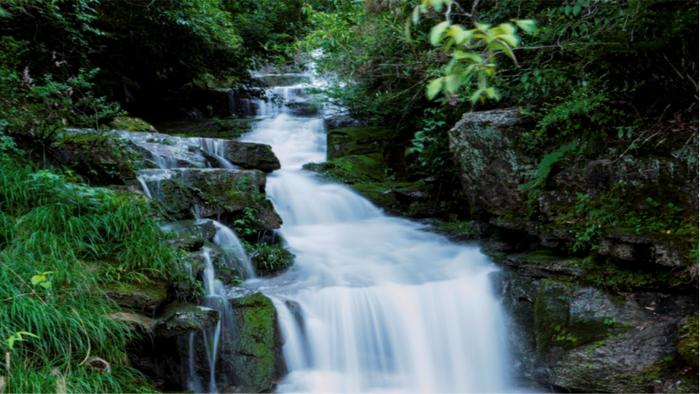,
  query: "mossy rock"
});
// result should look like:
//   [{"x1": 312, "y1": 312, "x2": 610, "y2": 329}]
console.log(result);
[
  {"x1": 220, "y1": 292, "x2": 285, "y2": 392},
  {"x1": 104, "y1": 280, "x2": 168, "y2": 315},
  {"x1": 285, "y1": 101, "x2": 321, "y2": 116},
  {"x1": 52, "y1": 130, "x2": 138, "y2": 185},
  {"x1": 154, "y1": 118, "x2": 258, "y2": 139},
  {"x1": 110, "y1": 116, "x2": 157, "y2": 132},
  {"x1": 327, "y1": 126, "x2": 400, "y2": 159},
  {"x1": 161, "y1": 219, "x2": 217, "y2": 251},
  {"x1": 303, "y1": 154, "x2": 385, "y2": 184},
  {"x1": 154, "y1": 303, "x2": 219, "y2": 338}
]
